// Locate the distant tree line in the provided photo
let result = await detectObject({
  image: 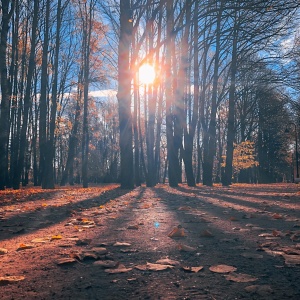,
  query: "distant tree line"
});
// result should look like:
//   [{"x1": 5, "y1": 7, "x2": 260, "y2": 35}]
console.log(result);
[{"x1": 0, "y1": 0, "x2": 299, "y2": 190}]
